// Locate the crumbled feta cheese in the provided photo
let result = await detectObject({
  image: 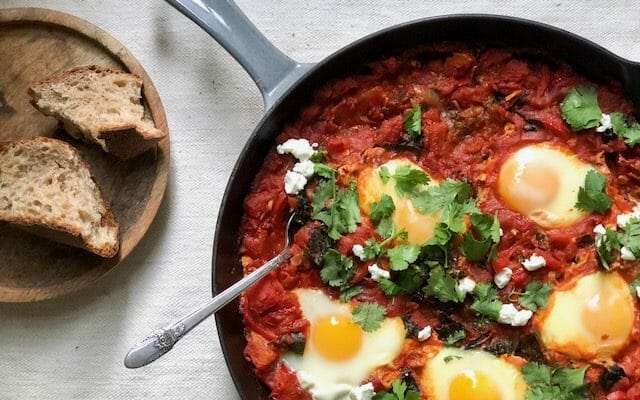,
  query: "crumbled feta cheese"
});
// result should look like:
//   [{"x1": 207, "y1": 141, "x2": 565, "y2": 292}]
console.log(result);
[
  {"x1": 498, "y1": 304, "x2": 533, "y2": 327},
  {"x1": 368, "y1": 264, "x2": 390, "y2": 282},
  {"x1": 593, "y1": 224, "x2": 607, "y2": 235},
  {"x1": 617, "y1": 206, "x2": 640, "y2": 228},
  {"x1": 293, "y1": 160, "x2": 315, "y2": 178},
  {"x1": 636, "y1": 286, "x2": 640, "y2": 300},
  {"x1": 349, "y1": 383, "x2": 375, "y2": 400},
  {"x1": 596, "y1": 113, "x2": 612, "y2": 133},
  {"x1": 494, "y1": 268, "x2": 512, "y2": 289},
  {"x1": 621, "y1": 246, "x2": 637, "y2": 261},
  {"x1": 284, "y1": 159, "x2": 315, "y2": 195},
  {"x1": 352, "y1": 244, "x2": 366, "y2": 261},
  {"x1": 511, "y1": 309, "x2": 533, "y2": 327},
  {"x1": 417, "y1": 325, "x2": 432, "y2": 341},
  {"x1": 499, "y1": 228, "x2": 504, "y2": 237},
  {"x1": 617, "y1": 214, "x2": 632, "y2": 229},
  {"x1": 497, "y1": 304, "x2": 517, "y2": 324},
  {"x1": 284, "y1": 170, "x2": 307, "y2": 194},
  {"x1": 522, "y1": 254, "x2": 546, "y2": 271},
  {"x1": 311, "y1": 142, "x2": 319, "y2": 148},
  {"x1": 456, "y1": 277, "x2": 476, "y2": 296},
  {"x1": 277, "y1": 138, "x2": 315, "y2": 161}
]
